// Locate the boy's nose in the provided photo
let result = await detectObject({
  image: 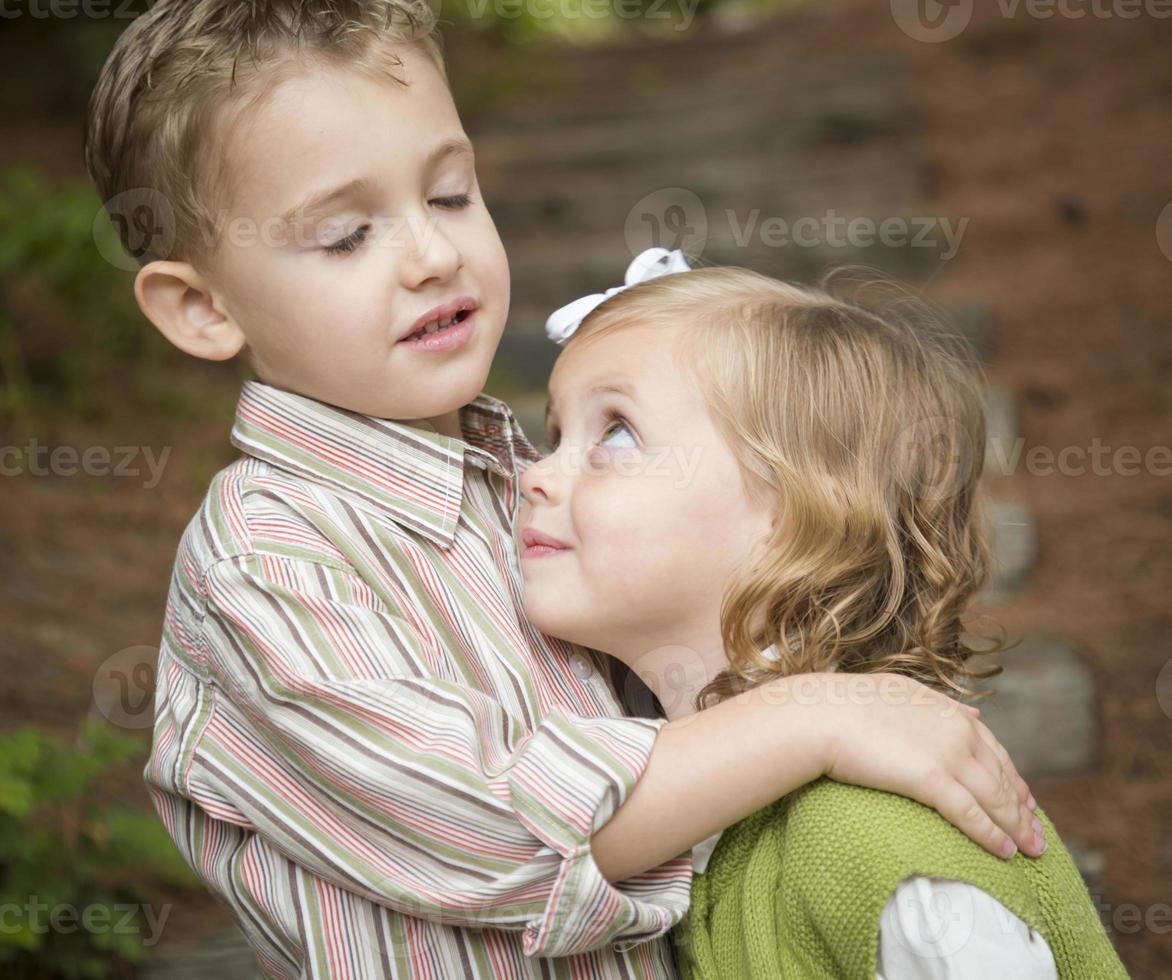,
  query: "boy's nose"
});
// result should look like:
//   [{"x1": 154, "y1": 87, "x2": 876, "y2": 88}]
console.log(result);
[{"x1": 399, "y1": 222, "x2": 460, "y2": 288}]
